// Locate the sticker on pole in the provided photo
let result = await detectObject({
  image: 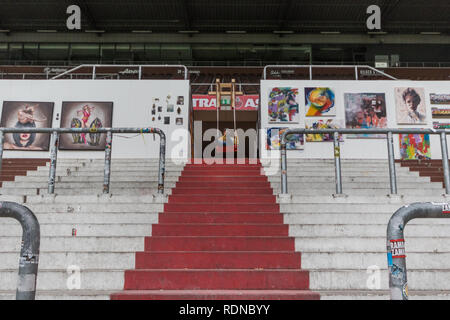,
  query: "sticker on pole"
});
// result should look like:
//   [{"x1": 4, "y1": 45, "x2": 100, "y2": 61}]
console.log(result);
[
  {"x1": 390, "y1": 239, "x2": 406, "y2": 259},
  {"x1": 443, "y1": 204, "x2": 450, "y2": 214}
]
